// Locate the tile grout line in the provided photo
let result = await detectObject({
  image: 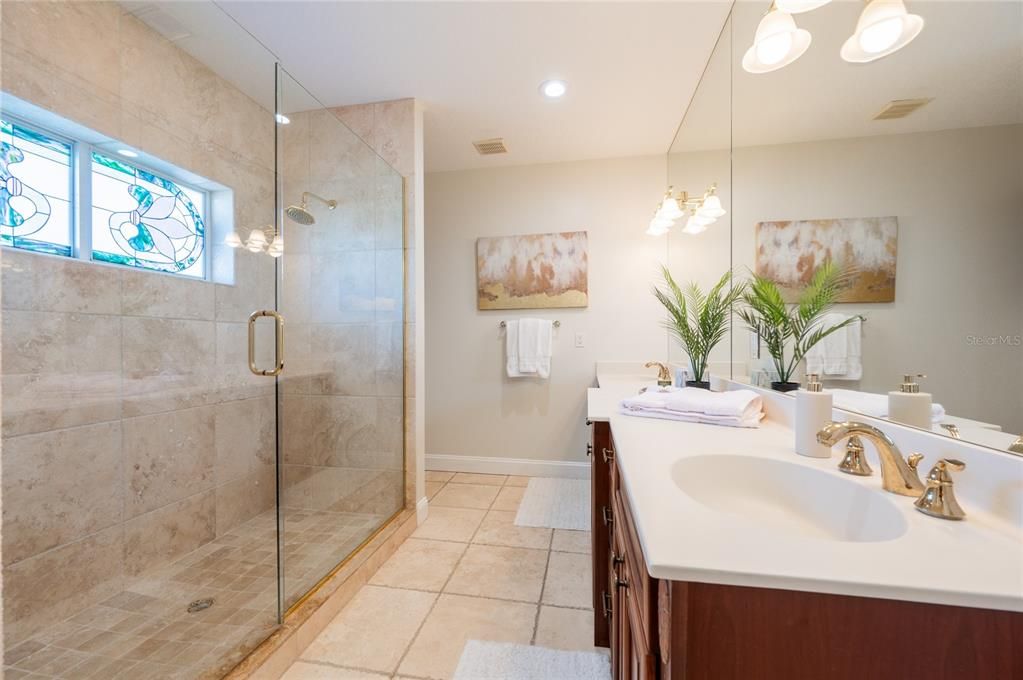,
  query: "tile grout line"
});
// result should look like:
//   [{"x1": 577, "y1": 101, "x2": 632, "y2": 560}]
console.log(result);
[{"x1": 530, "y1": 528, "x2": 556, "y2": 646}]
